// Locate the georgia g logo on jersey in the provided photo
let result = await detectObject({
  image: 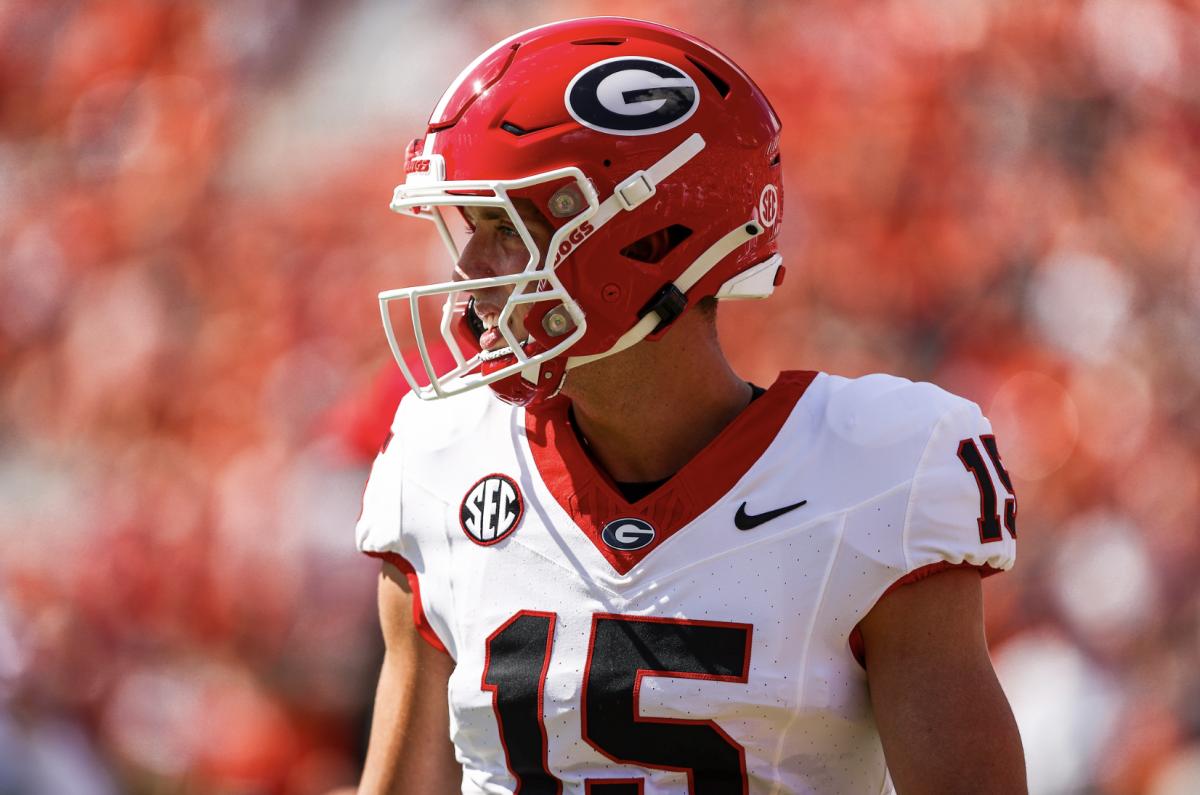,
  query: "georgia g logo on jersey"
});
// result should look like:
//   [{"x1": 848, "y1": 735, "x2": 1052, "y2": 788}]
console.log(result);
[
  {"x1": 566, "y1": 57, "x2": 699, "y2": 136},
  {"x1": 460, "y1": 474, "x2": 524, "y2": 545},
  {"x1": 600, "y1": 517, "x2": 656, "y2": 551}
]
